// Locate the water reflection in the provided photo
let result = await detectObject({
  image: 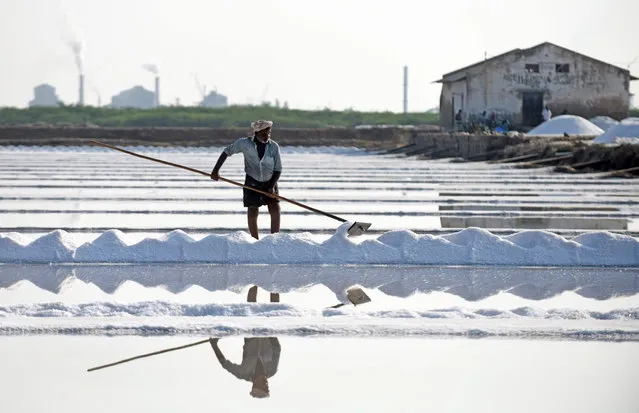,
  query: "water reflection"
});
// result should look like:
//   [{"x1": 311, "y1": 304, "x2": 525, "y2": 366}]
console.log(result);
[
  {"x1": 0, "y1": 263, "x2": 637, "y2": 302},
  {"x1": 8, "y1": 335, "x2": 637, "y2": 412},
  {"x1": 211, "y1": 337, "x2": 280, "y2": 399},
  {"x1": 84, "y1": 285, "x2": 282, "y2": 398},
  {"x1": 210, "y1": 285, "x2": 281, "y2": 398}
]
